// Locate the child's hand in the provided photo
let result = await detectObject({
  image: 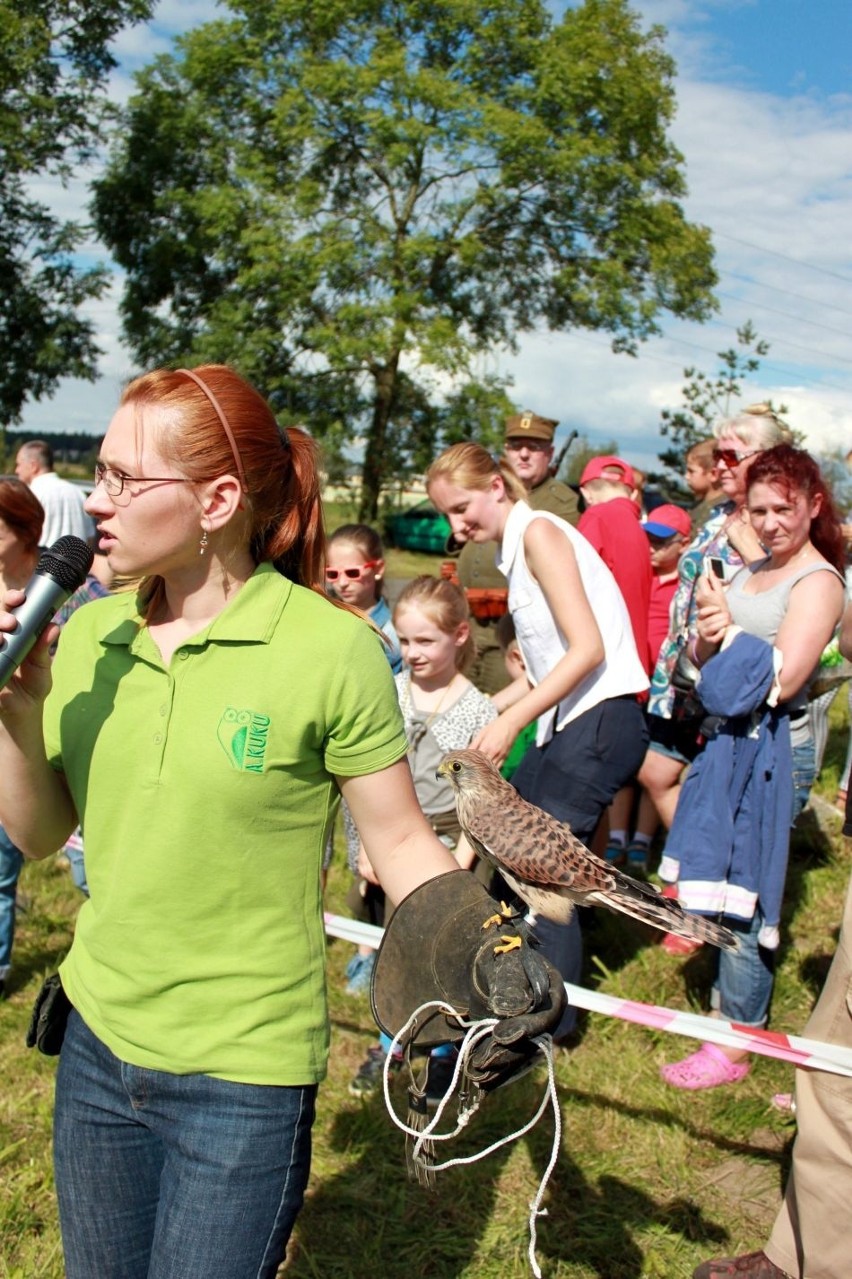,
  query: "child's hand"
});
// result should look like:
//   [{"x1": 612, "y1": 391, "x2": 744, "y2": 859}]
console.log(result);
[{"x1": 470, "y1": 713, "x2": 520, "y2": 768}]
